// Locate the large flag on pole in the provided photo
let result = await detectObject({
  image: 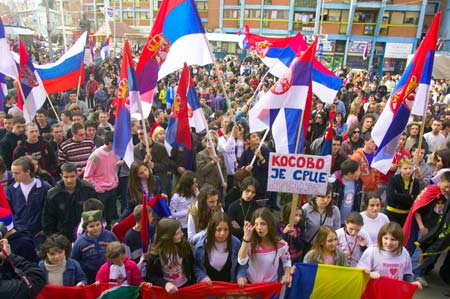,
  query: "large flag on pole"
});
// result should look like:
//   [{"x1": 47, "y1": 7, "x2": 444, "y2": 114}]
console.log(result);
[
  {"x1": 112, "y1": 40, "x2": 135, "y2": 167},
  {"x1": 89, "y1": 34, "x2": 95, "y2": 63},
  {"x1": 165, "y1": 63, "x2": 193, "y2": 153},
  {"x1": 135, "y1": 0, "x2": 213, "y2": 119},
  {"x1": 16, "y1": 40, "x2": 46, "y2": 123},
  {"x1": 242, "y1": 29, "x2": 342, "y2": 104},
  {"x1": 100, "y1": 36, "x2": 109, "y2": 60},
  {"x1": 35, "y1": 32, "x2": 87, "y2": 94},
  {"x1": 248, "y1": 38, "x2": 317, "y2": 154},
  {"x1": 371, "y1": 13, "x2": 440, "y2": 174},
  {"x1": 0, "y1": 17, "x2": 18, "y2": 78}
]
